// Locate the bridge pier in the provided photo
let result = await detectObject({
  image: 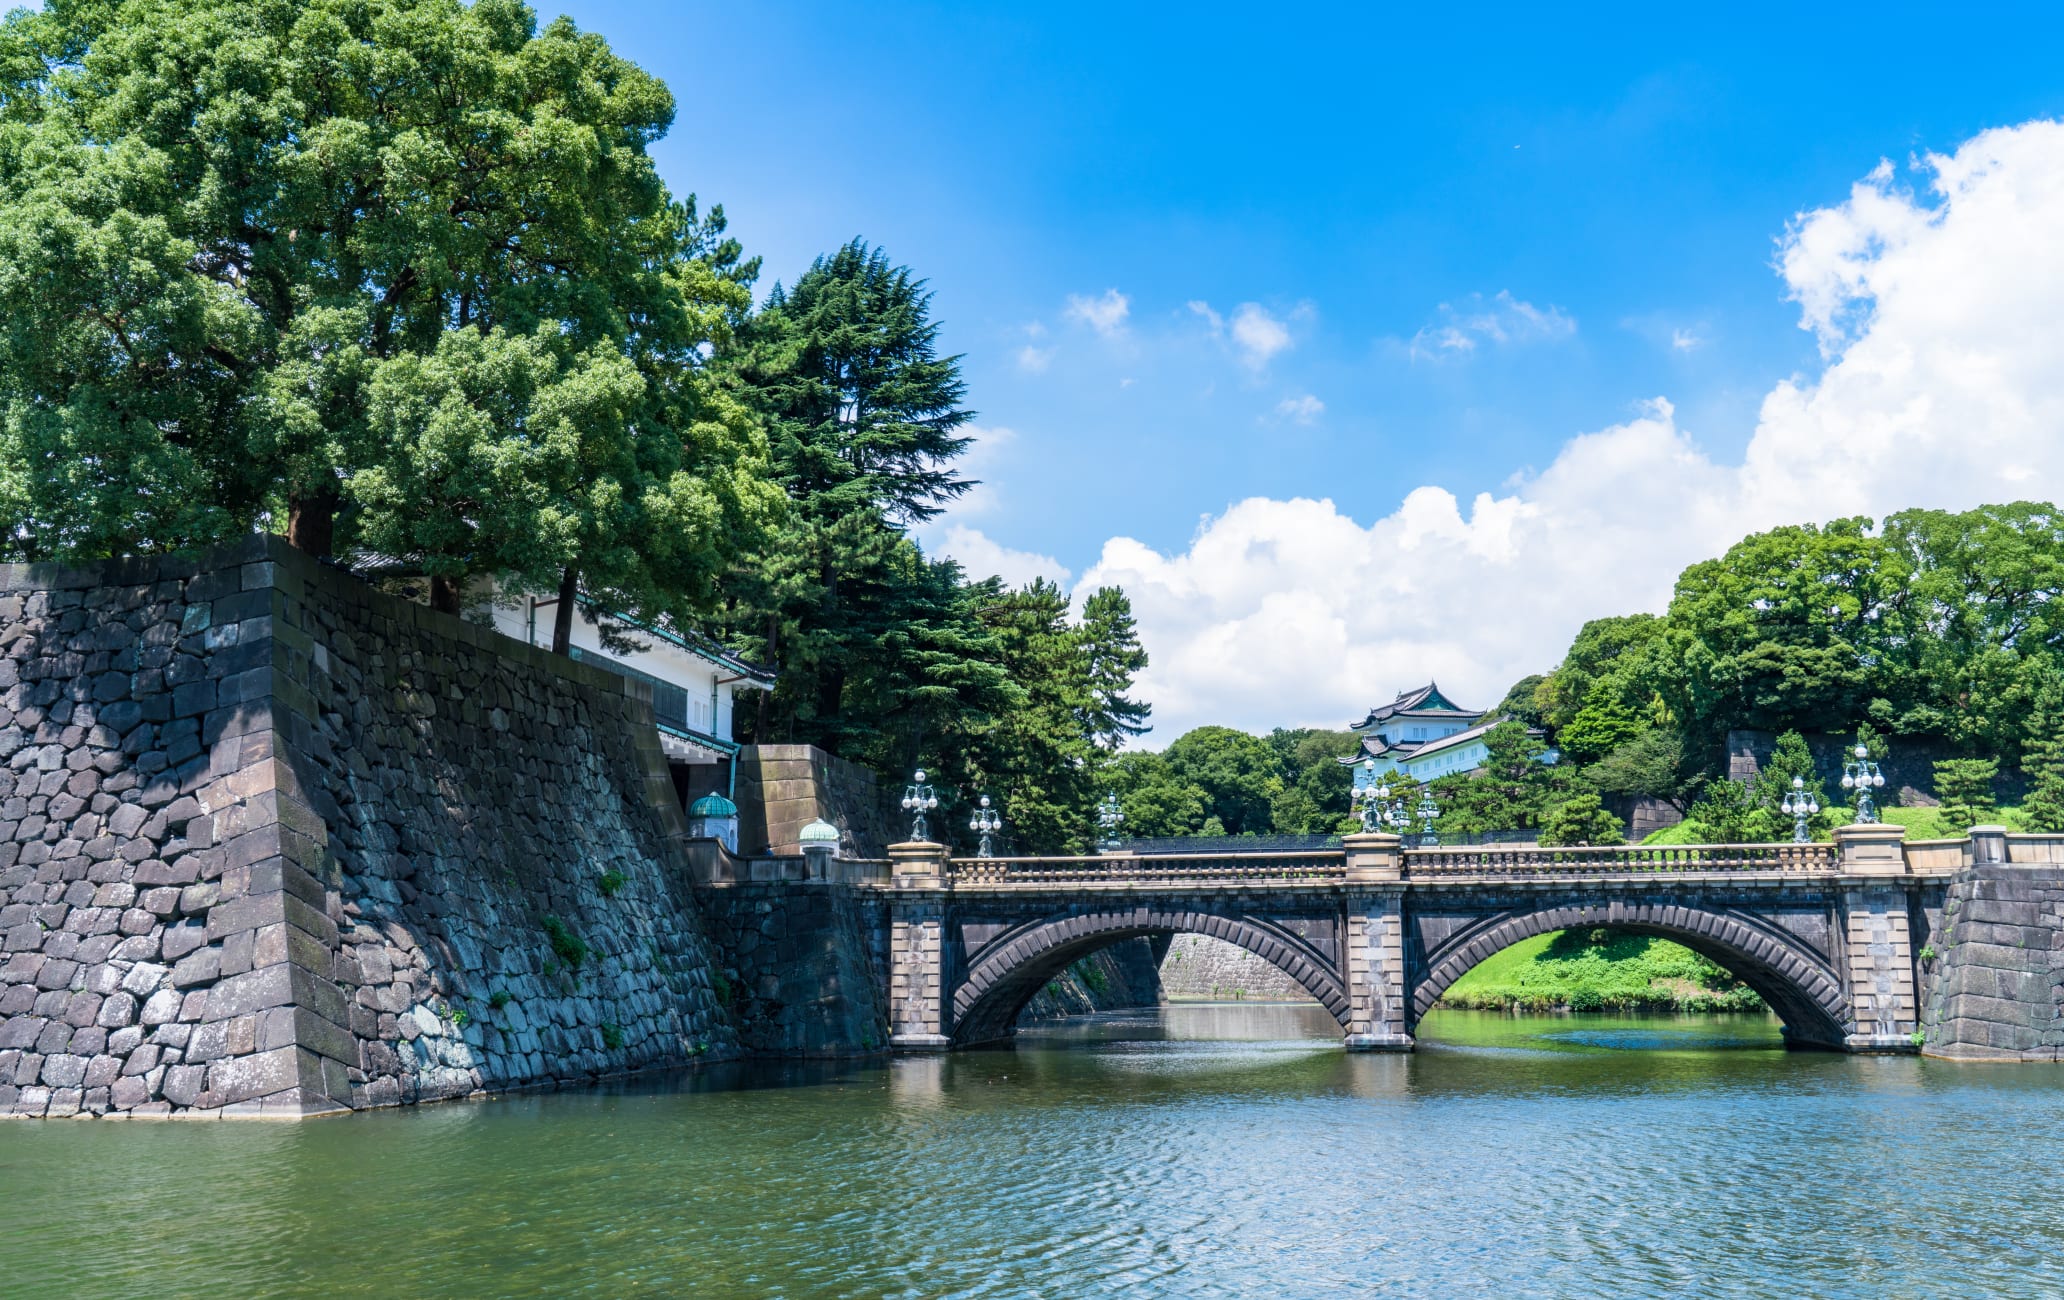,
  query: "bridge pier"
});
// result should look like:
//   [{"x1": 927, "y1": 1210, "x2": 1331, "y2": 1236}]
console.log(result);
[
  {"x1": 886, "y1": 842, "x2": 952, "y2": 1051},
  {"x1": 1343, "y1": 834, "x2": 1413, "y2": 1051},
  {"x1": 1836, "y1": 825, "x2": 1922, "y2": 1051}
]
